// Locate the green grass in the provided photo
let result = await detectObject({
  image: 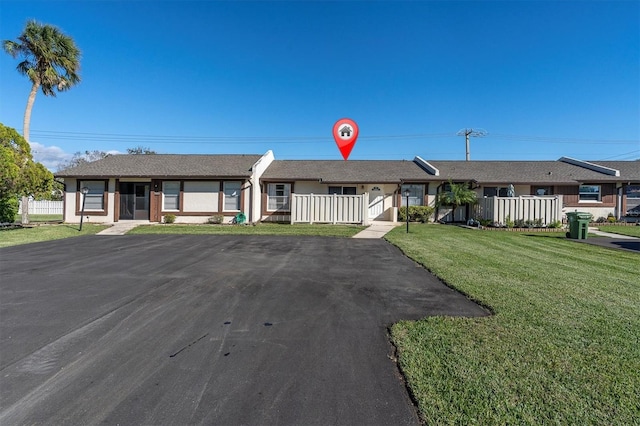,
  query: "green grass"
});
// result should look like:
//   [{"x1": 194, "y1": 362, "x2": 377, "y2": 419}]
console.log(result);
[
  {"x1": 128, "y1": 222, "x2": 365, "y2": 237},
  {"x1": 15, "y1": 214, "x2": 64, "y2": 222},
  {"x1": 385, "y1": 224, "x2": 639, "y2": 425},
  {"x1": 0, "y1": 224, "x2": 108, "y2": 248},
  {"x1": 598, "y1": 224, "x2": 640, "y2": 237}
]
